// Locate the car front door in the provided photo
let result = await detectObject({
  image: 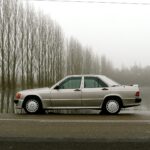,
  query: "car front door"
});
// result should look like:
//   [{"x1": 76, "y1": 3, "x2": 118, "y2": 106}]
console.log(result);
[
  {"x1": 50, "y1": 77, "x2": 82, "y2": 107},
  {"x1": 82, "y1": 76, "x2": 110, "y2": 108}
]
